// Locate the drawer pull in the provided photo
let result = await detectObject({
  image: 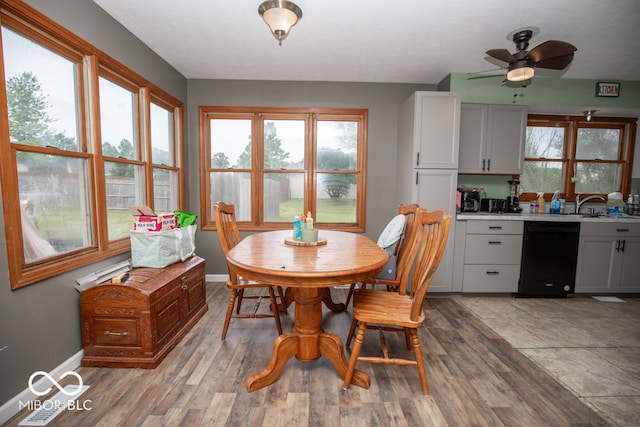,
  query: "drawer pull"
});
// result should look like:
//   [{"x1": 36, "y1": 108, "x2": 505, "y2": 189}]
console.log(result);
[
  {"x1": 488, "y1": 241, "x2": 502, "y2": 245},
  {"x1": 616, "y1": 228, "x2": 630, "y2": 232},
  {"x1": 488, "y1": 226, "x2": 502, "y2": 230},
  {"x1": 181, "y1": 276, "x2": 188, "y2": 291},
  {"x1": 104, "y1": 331, "x2": 129, "y2": 337},
  {"x1": 485, "y1": 271, "x2": 500, "y2": 275}
]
